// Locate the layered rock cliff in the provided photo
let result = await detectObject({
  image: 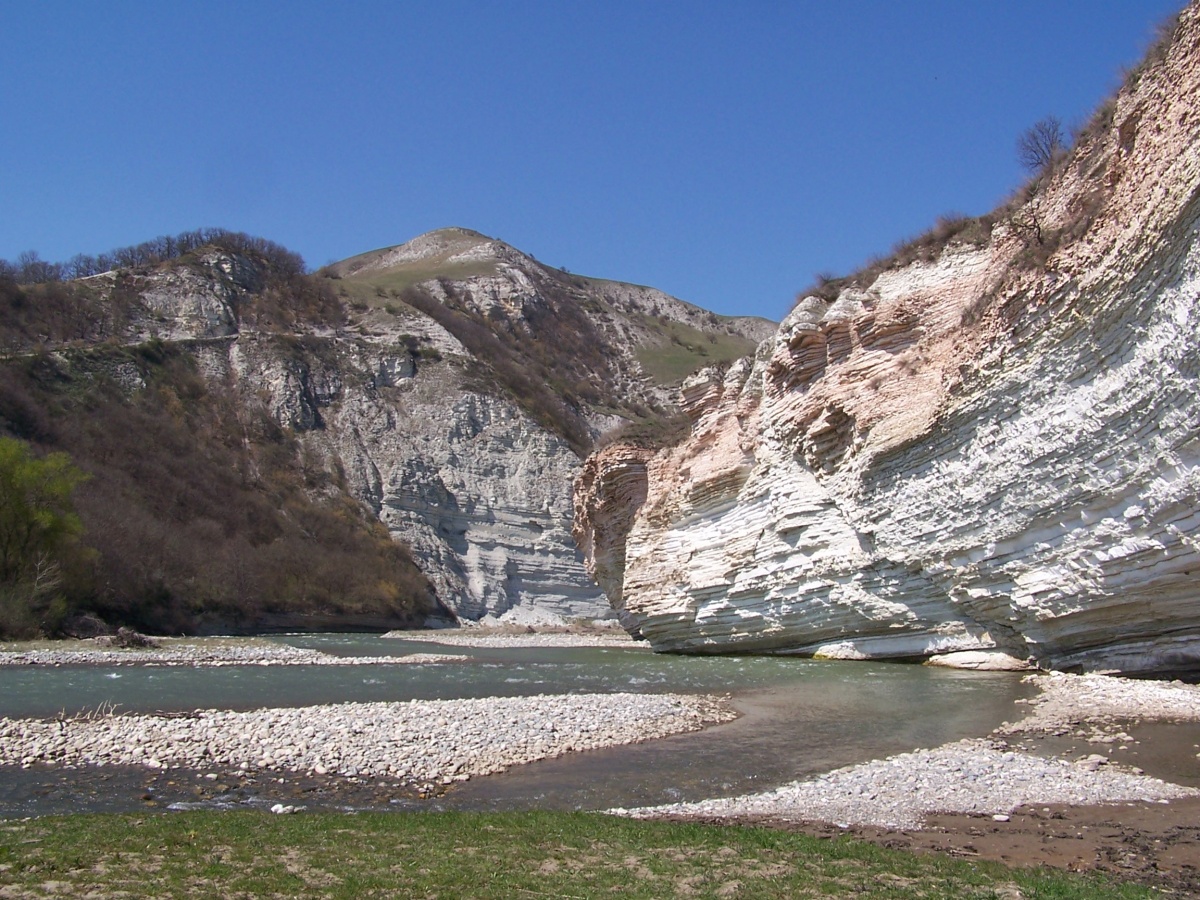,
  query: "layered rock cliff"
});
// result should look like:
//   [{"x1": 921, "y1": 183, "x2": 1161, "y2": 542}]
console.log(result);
[
  {"x1": 0, "y1": 228, "x2": 770, "y2": 628},
  {"x1": 575, "y1": 5, "x2": 1200, "y2": 673}
]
